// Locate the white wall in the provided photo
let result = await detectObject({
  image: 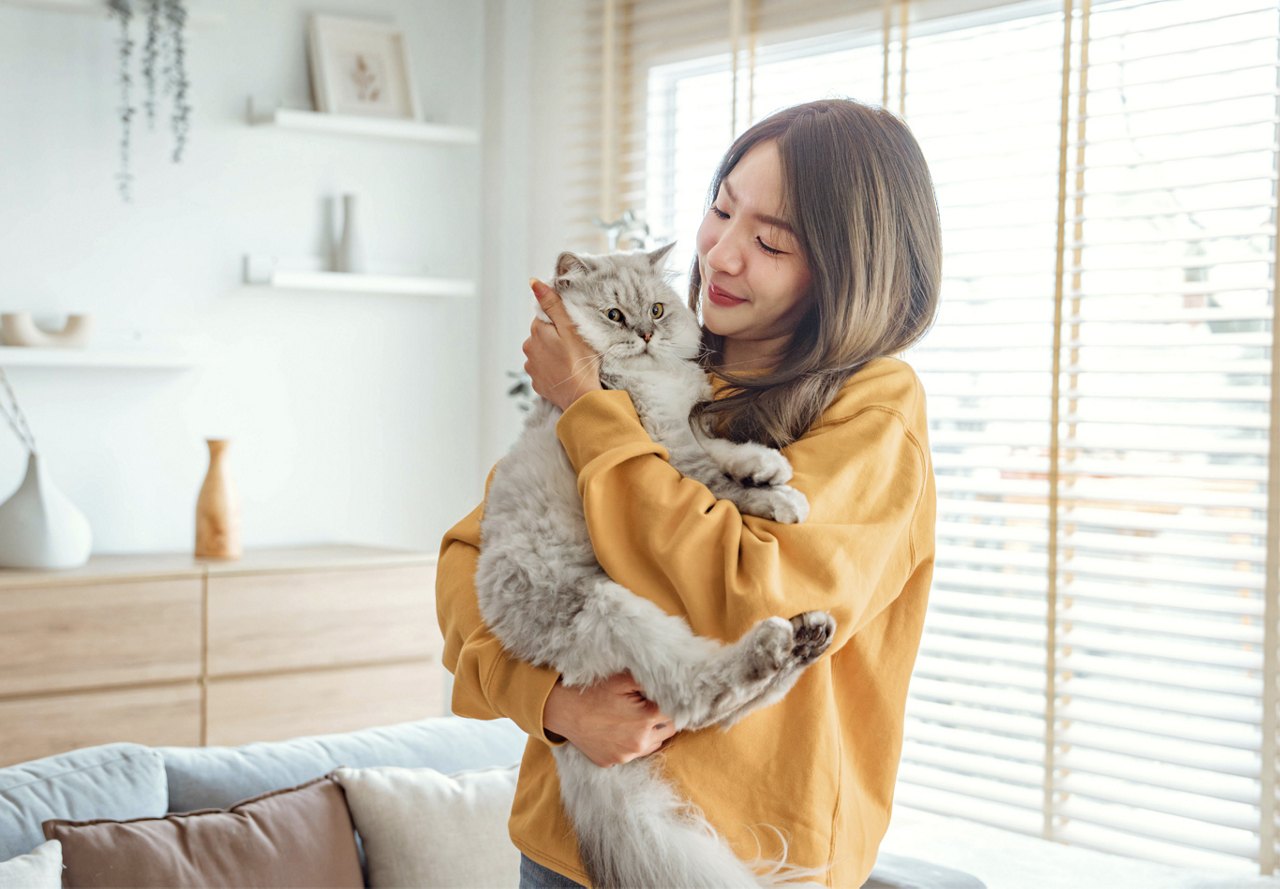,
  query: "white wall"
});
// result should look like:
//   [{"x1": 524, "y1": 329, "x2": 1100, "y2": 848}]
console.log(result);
[
  {"x1": 478, "y1": 0, "x2": 599, "y2": 466},
  {"x1": 478, "y1": 0, "x2": 533, "y2": 472},
  {"x1": 0, "y1": 0, "x2": 488, "y2": 555}
]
